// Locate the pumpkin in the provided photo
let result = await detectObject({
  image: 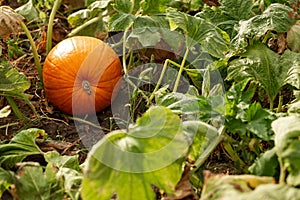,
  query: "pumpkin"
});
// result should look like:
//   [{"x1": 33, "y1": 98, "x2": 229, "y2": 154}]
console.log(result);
[{"x1": 43, "y1": 36, "x2": 123, "y2": 115}]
